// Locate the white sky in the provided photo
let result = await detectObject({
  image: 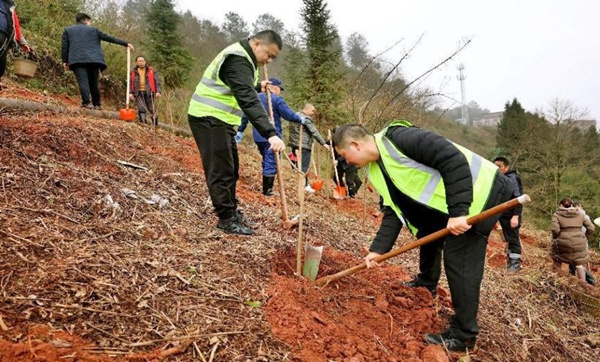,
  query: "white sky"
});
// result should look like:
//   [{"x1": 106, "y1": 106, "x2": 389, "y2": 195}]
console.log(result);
[{"x1": 177, "y1": 0, "x2": 600, "y2": 123}]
